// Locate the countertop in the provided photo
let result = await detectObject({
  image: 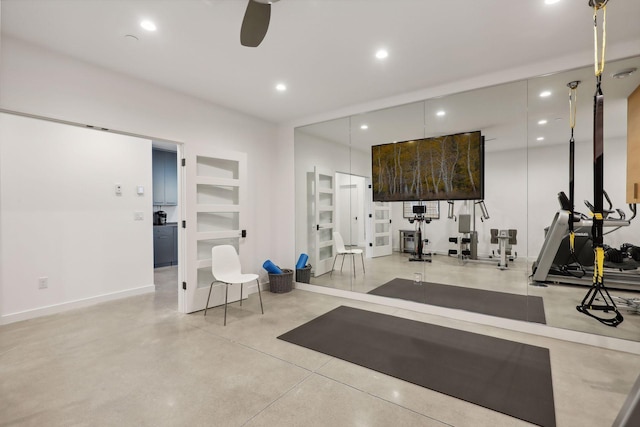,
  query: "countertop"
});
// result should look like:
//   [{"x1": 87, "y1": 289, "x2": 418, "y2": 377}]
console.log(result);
[{"x1": 154, "y1": 222, "x2": 178, "y2": 227}]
